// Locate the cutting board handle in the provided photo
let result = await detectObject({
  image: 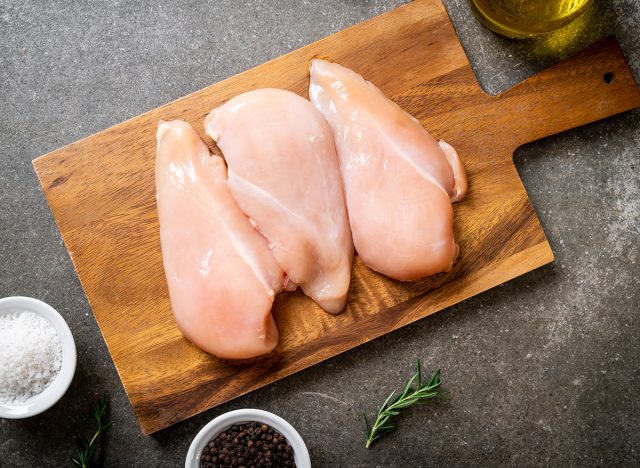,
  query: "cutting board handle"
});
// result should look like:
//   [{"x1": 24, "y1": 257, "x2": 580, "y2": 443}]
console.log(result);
[{"x1": 492, "y1": 36, "x2": 640, "y2": 153}]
